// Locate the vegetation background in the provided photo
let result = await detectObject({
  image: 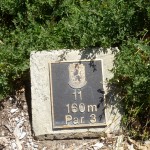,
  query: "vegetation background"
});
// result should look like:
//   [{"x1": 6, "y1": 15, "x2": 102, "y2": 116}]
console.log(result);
[{"x1": 0, "y1": 0, "x2": 149, "y2": 140}]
